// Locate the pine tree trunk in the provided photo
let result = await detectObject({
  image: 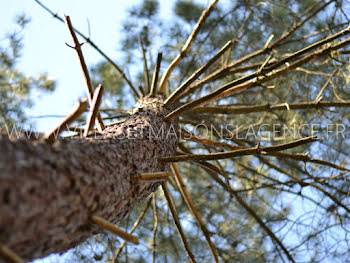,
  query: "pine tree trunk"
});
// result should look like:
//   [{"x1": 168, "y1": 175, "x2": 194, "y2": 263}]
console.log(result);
[{"x1": 0, "y1": 96, "x2": 178, "y2": 261}]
